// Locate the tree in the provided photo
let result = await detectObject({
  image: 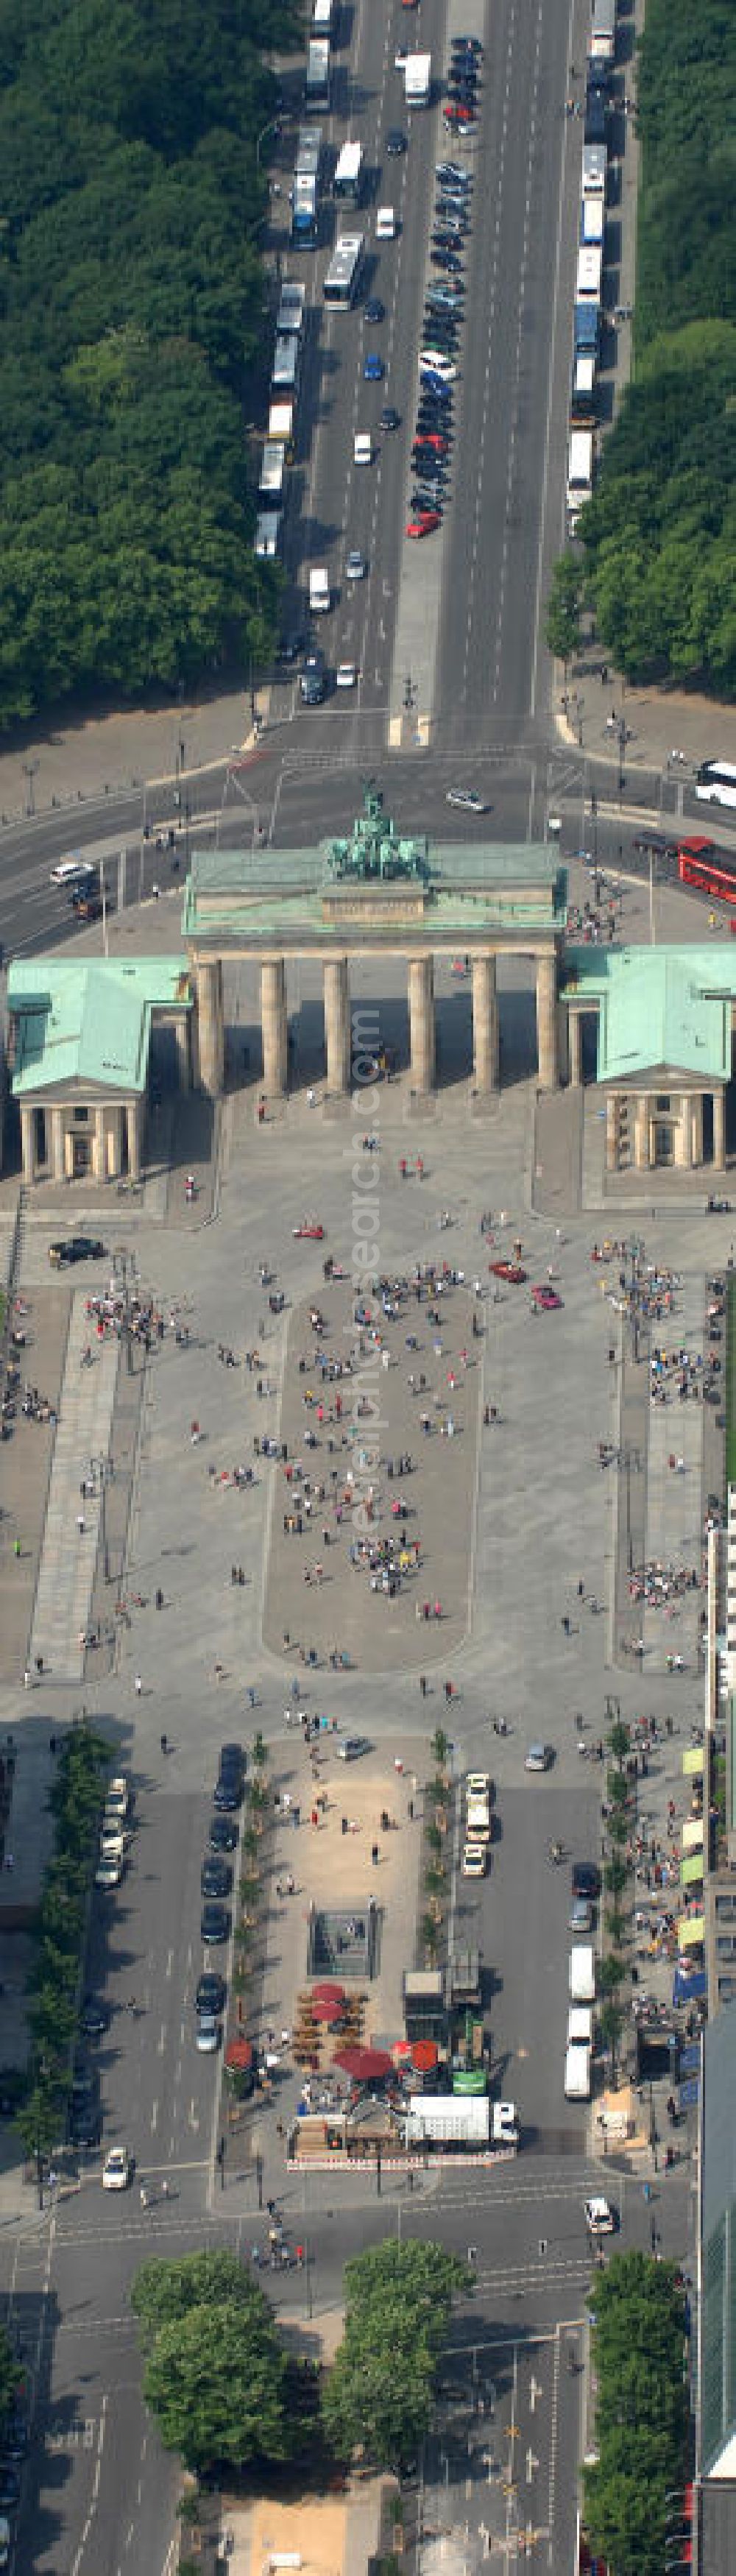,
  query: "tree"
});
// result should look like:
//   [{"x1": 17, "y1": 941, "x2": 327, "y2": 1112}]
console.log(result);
[
  {"x1": 322, "y1": 2242, "x2": 470, "y2": 2473},
  {"x1": 142, "y1": 2299, "x2": 288, "y2": 2475},
  {"x1": 131, "y1": 2252, "x2": 289, "y2": 2475},
  {"x1": 0, "y1": 2326, "x2": 21, "y2": 2436},
  {"x1": 609, "y1": 1718, "x2": 630, "y2": 1769},
  {"x1": 584, "y1": 2251, "x2": 687, "y2": 2576},
  {"x1": 545, "y1": 552, "x2": 584, "y2": 678},
  {"x1": 598, "y1": 1997, "x2": 624, "y2": 2081},
  {"x1": 431, "y1": 1729, "x2": 448, "y2": 1769}
]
